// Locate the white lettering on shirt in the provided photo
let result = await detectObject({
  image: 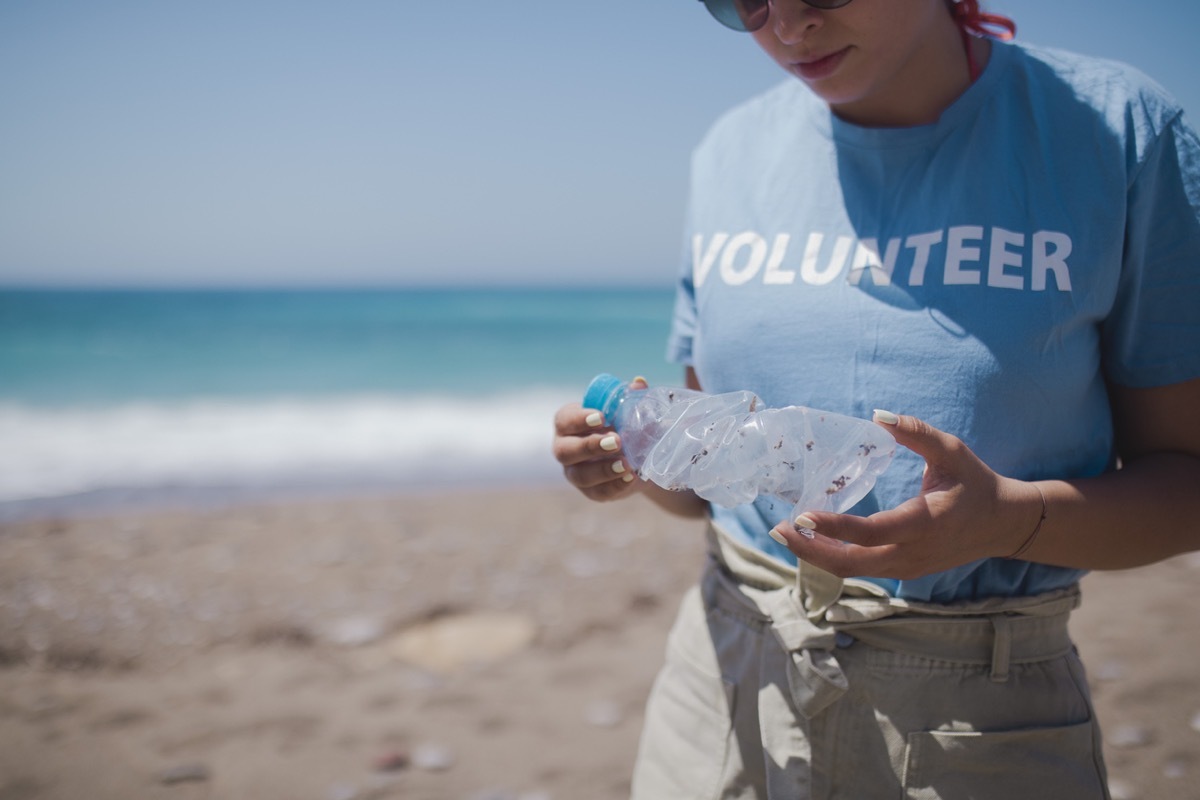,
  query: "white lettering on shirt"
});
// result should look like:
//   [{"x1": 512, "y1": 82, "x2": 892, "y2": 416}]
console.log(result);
[
  {"x1": 692, "y1": 232, "x2": 727, "y2": 288},
  {"x1": 719, "y1": 231, "x2": 767, "y2": 286},
  {"x1": 987, "y1": 227, "x2": 1026, "y2": 289},
  {"x1": 763, "y1": 234, "x2": 794, "y2": 285},
  {"x1": 905, "y1": 230, "x2": 944, "y2": 287},
  {"x1": 1032, "y1": 231, "x2": 1073, "y2": 291},
  {"x1": 945, "y1": 226, "x2": 984, "y2": 285},
  {"x1": 847, "y1": 237, "x2": 900, "y2": 286},
  {"x1": 800, "y1": 233, "x2": 852, "y2": 286},
  {"x1": 691, "y1": 227, "x2": 1073, "y2": 292}
]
